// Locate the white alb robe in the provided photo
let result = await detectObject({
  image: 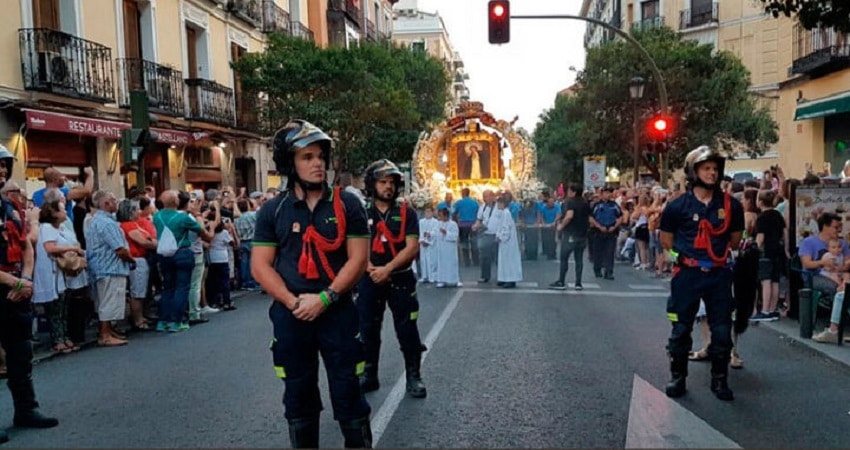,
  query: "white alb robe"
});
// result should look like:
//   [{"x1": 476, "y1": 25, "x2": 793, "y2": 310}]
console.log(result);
[
  {"x1": 418, "y1": 217, "x2": 439, "y2": 281},
  {"x1": 495, "y1": 209, "x2": 523, "y2": 283},
  {"x1": 435, "y1": 219, "x2": 460, "y2": 285}
]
